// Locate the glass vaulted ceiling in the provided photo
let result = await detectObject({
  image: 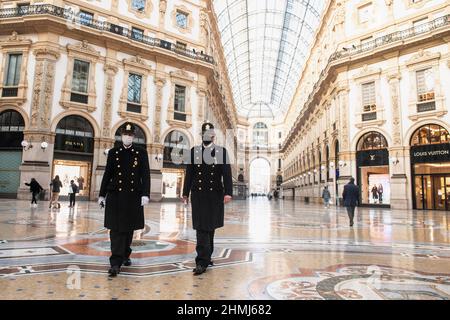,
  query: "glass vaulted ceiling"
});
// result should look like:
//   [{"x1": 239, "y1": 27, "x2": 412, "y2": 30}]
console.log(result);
[{"x1": 213, "y1": 0, "x2": 327, "y2": 119}]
